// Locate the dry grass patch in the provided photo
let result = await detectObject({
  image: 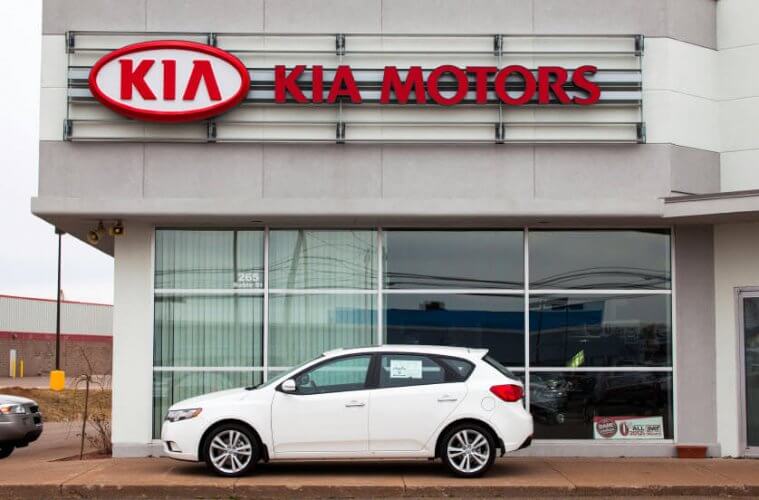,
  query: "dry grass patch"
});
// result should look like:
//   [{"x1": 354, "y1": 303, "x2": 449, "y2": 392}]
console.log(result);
[{"x1": 0, "y1": 387, "x2": 111, "y2": 423}]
